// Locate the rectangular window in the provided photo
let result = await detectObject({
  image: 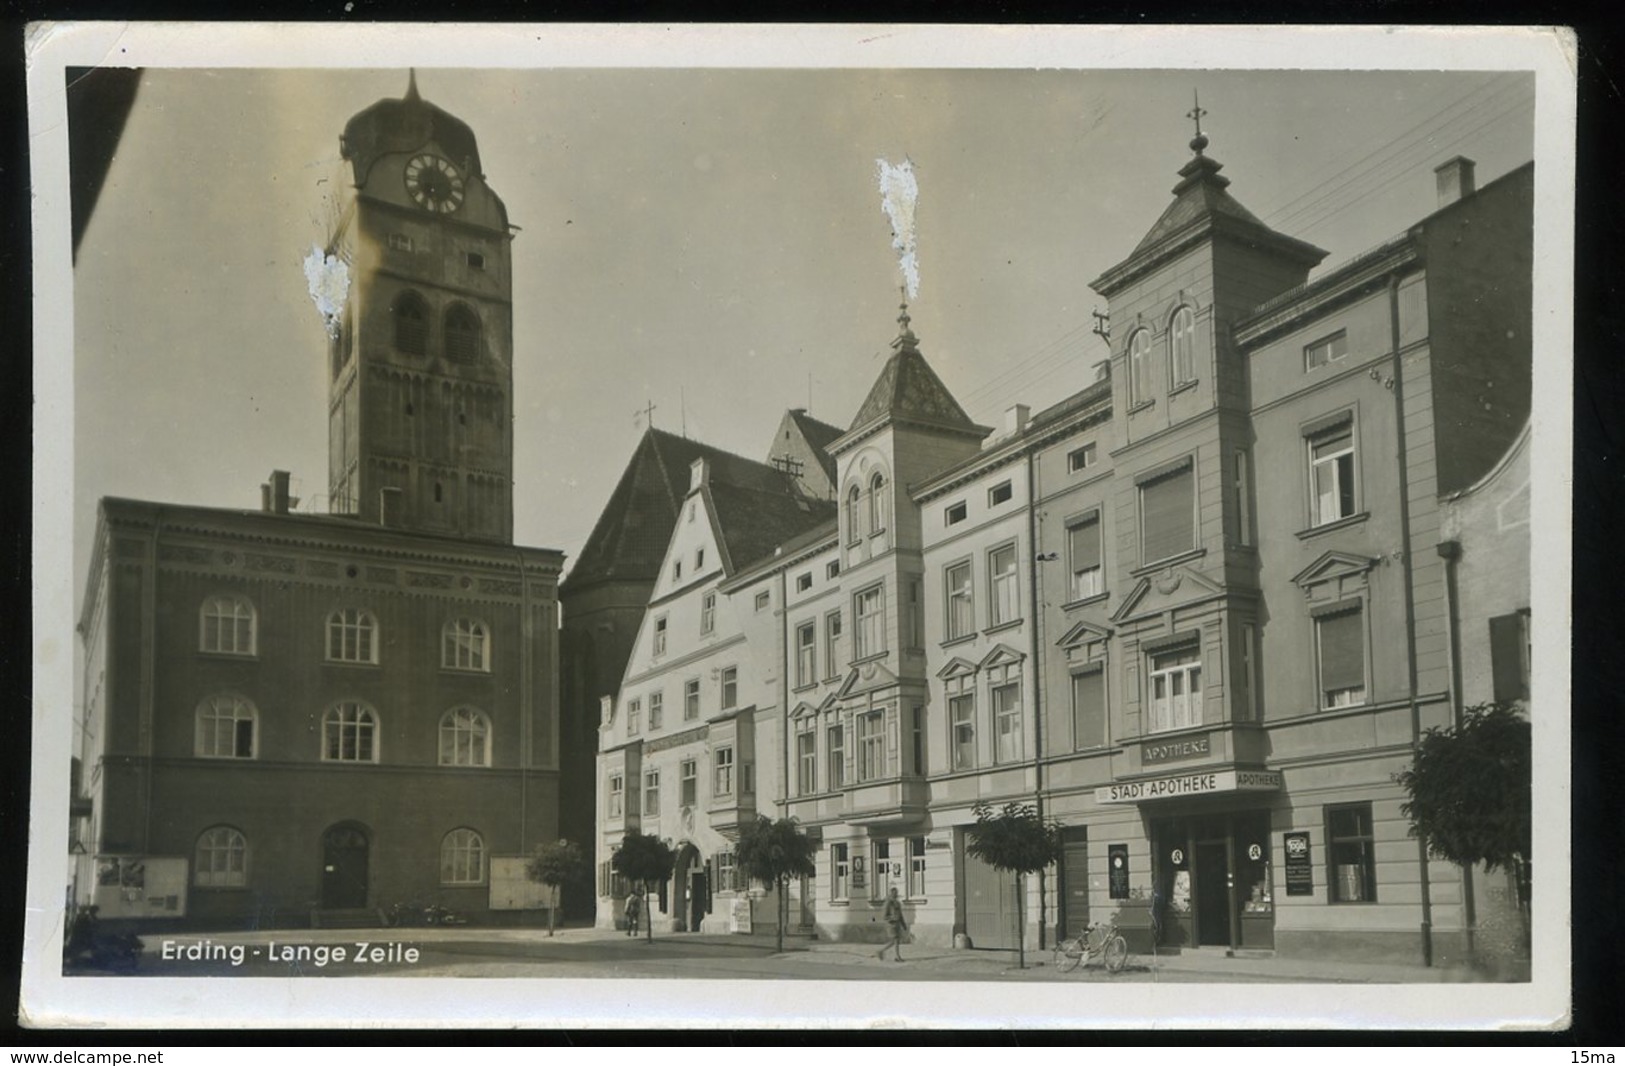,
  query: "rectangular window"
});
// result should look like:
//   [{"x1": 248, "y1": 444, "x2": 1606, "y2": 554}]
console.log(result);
[
  {"x1": 465, "y1": 251, "x2": 484, "y2": 270},
  {"x1": 714, "y1": 747, "x2": 735, "y2": 796},
  {"x1": 680, "y1": 758, "x2": 697, "y2": 807},
  {"x1": 1233, "y1": 448, "x2": 1253, "y2": 546},
  {"x1": 700, "y1": 591, "x2": 716, "y2": 636},
  {"x1": 1305, "y1": 331, "x2": 1349, "y2": 371},
  {"x1": 796, "y1": 572, "x2": 813, "y2": 593},
  {"x1": 754, "y1": 590, "x2": 770, "y2": 612},
  {"x1": 907, "y1": 837, "x2": 927, "y2": 898},
  {"x1": 906, "y1": 577, "x2": 924, "y2": 650},
  {"x1": 871, "y1": 838, "x2": 896, "y2": 900},
  {"x1": 684, "y1": 678, "x2": 701, "y2": 721},
  {"x1": 388, "y1": 232, "x2": 413, "y2": 252},
  {"x1": 1489, "y1": 610, "x2": 1532, "y2": 703},
  {"x1": 742, "y1": 760, "x2": 754, "y2": 794},
  {"x1": 695, "y1": 548, "x2": 705, "y2": 570},
  {"x1": 989, "y1": 481, "x2": 1013, "y2": 507},
  {"x1": 989, "y1": 545, "x2": 1019, "y2": 626},
  {"x1": 825, "y1": 611, "x2": 843, "y2": 679},
  {"x1": 796, "y1": 724, "x2": 817, "y2": 796},
  {"x1": 946, "y1": 561, "x2": 974, "y2": 640},
  {"x1": 950, "y1": 693, "x2": 976, "y2": 771},
  {"x1": 672, "y1": 559, "x2": 682, "y2": 582},
  {"x1": 827, "y1": 724, "x2": 846, "y2": 790},
  {"x1": 1317, "y1": 605, "x2": 1367, "y2": 709},
  {"x1": 720, "y1": 666, "x2": 738, "y2": 710},
  {"x1": 826, "y1": 560, "x2": 840, "y2": 579},
  {"x1": 910, "y1": 703, "x2": 925, "y2": 777},
  {"x1": 1148, "y1": 645, "x2": 1202, "y2": 733},
  {"x1": 831, "y1": 843, "x2": 850, "y2": 900},
  {"x1": 1240, "y1": 622, "x2": 1259, "y2": 722},
  {"x1": 648, "y1": 692, "x2": 663, "y2": 731},
  {"x1": 796, "y1": 621, "x2": 817, "y2": 687},
  {"x1": 1068, "y1": 442, "x2": 1096, "y2": 474},
  {"x1": 608, "y1": 774, "x2": 624, "y2": 818},
  {"x1": 716, "y1": 850, "x2": 737, "y2": 893},
  {"x1": 945, "y1": 501, "x2": 967, "y2": 526},
  {"x1": 1140, "y1": 464, "x2": 1195, "y2": 564},
  {"x1": 1068, "y1": 516, "x2": 1102, "y2": 601},
  {"x1": 653, "y1": 616, "x2": 668, "y2": 656},
  {"x1": 1071, "y1": 668, "x2": 1106, "y2": 750},
  {"x1": 993, "y1": 681, "x2": 1022, "y2": 763},
  {"x1": 858, "y1": 710, "x2": 886, "y2": 782},
  {"x1": 1310, "y1": 427, "x2": 1357, "y2": 525},
  {"x1": 643, "y1": 770, "x2": 660, "y2": 817},
  {"x1": 1327, "y1": 803, "x2": 1376, "y2": 902},
  {"x1": 626, "y1": 698, "x2": 641, "y2": 737},
  {"x1": 855, "y1": 586, "x2": 885, "y2": 658}
]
